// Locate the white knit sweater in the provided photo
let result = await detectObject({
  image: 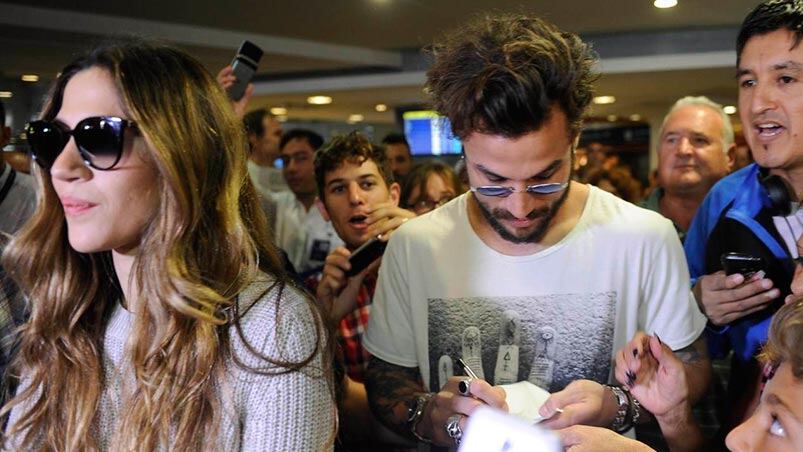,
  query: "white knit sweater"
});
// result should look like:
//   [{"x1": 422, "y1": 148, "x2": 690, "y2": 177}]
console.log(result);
[{"x1": 7, "y1": 275, "x2": 336, "y2": 451}]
